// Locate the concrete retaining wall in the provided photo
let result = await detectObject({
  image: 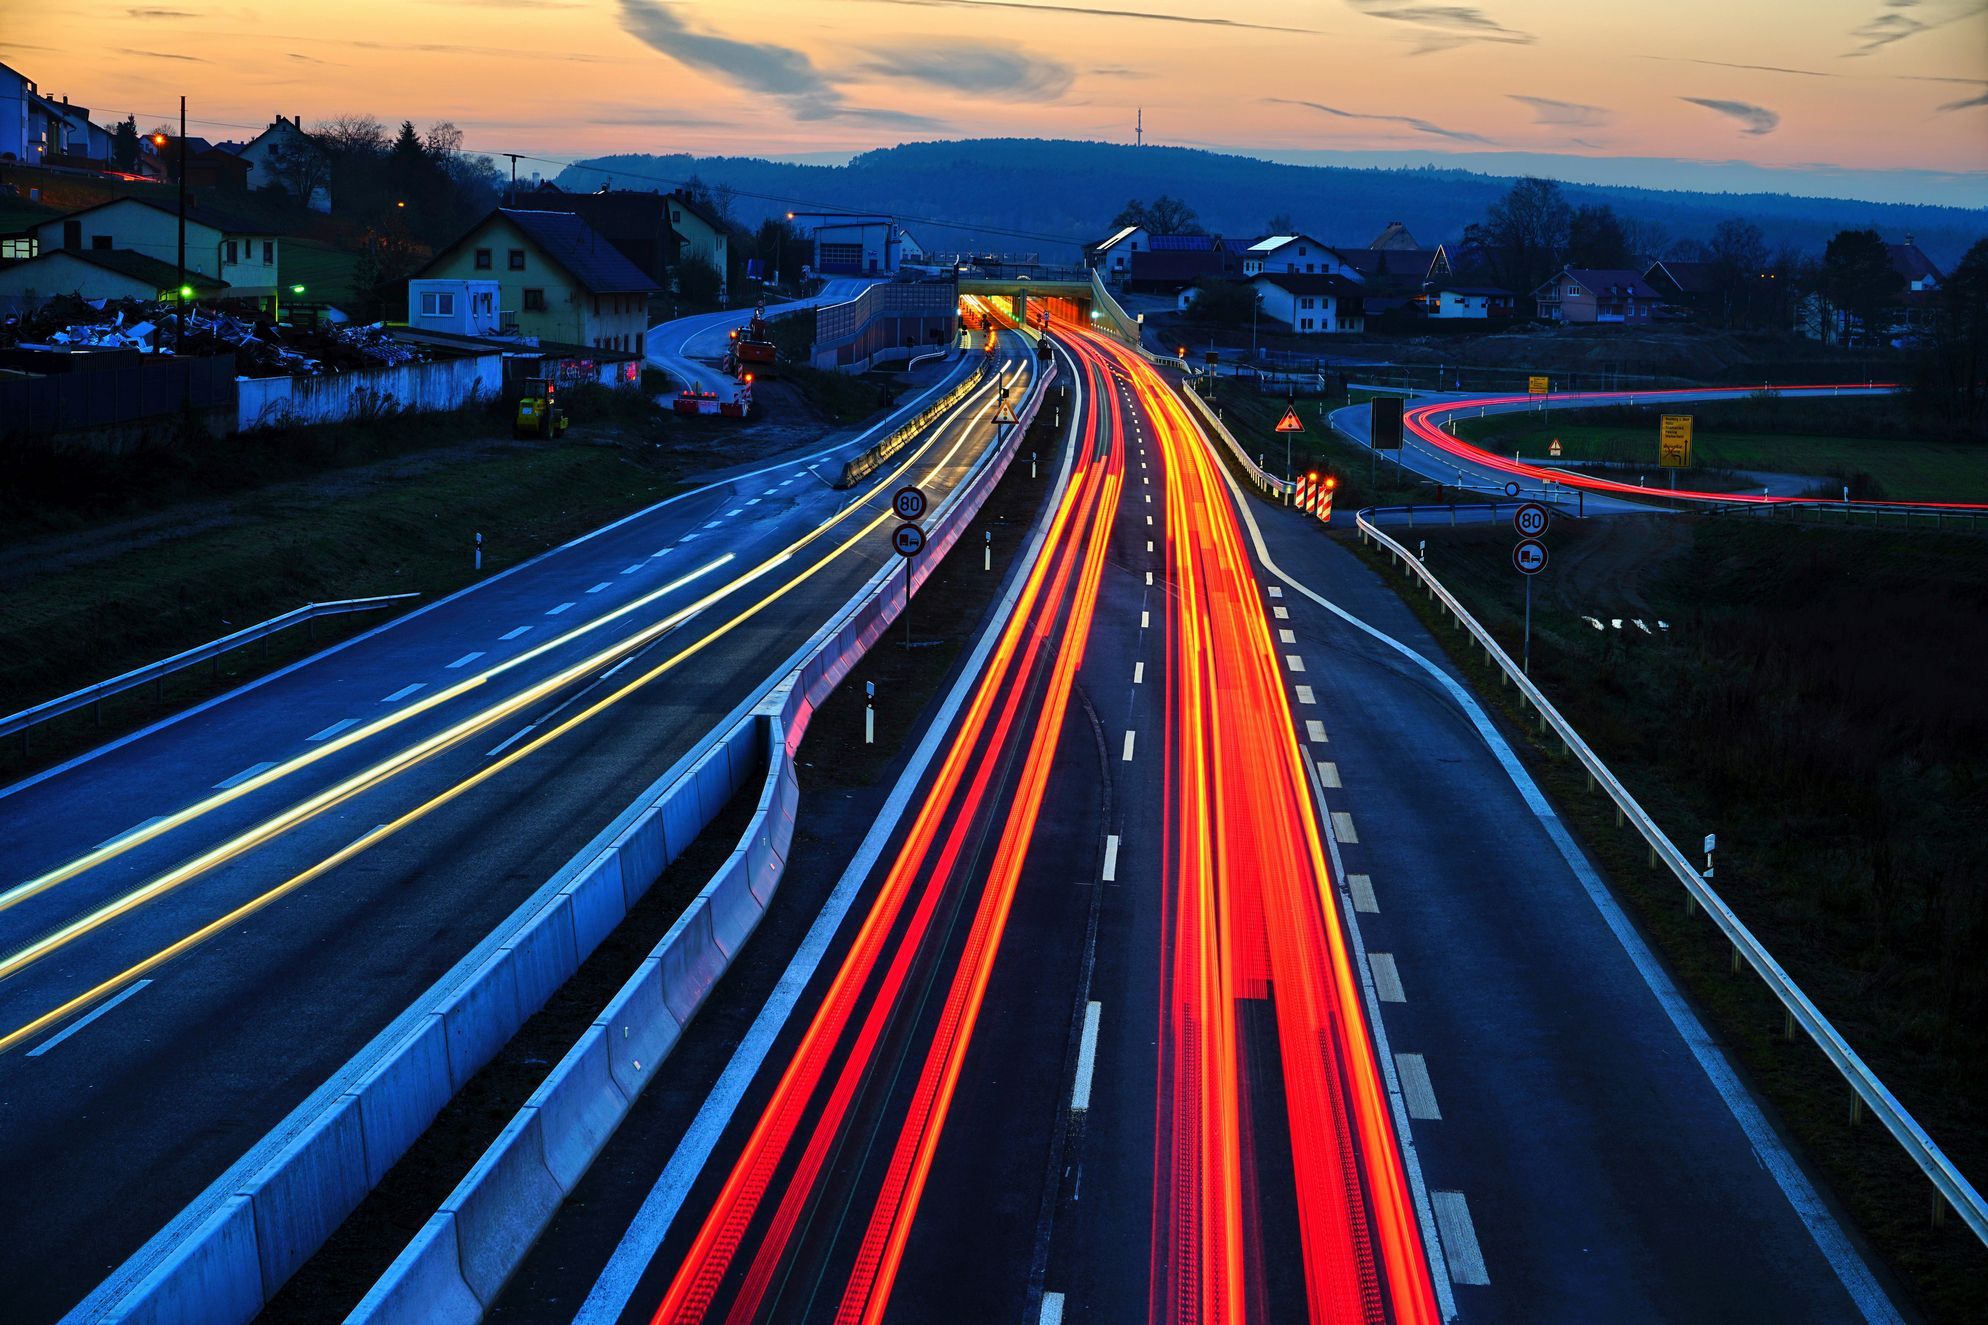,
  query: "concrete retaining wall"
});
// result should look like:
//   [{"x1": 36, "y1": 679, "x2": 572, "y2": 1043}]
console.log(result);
[
  {"x1": 238, "y1": 355, "x2": 503, "y2": 432},
  {"x1": 345, "y1": 355, "x2": 1057, "y2": 1325}
]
